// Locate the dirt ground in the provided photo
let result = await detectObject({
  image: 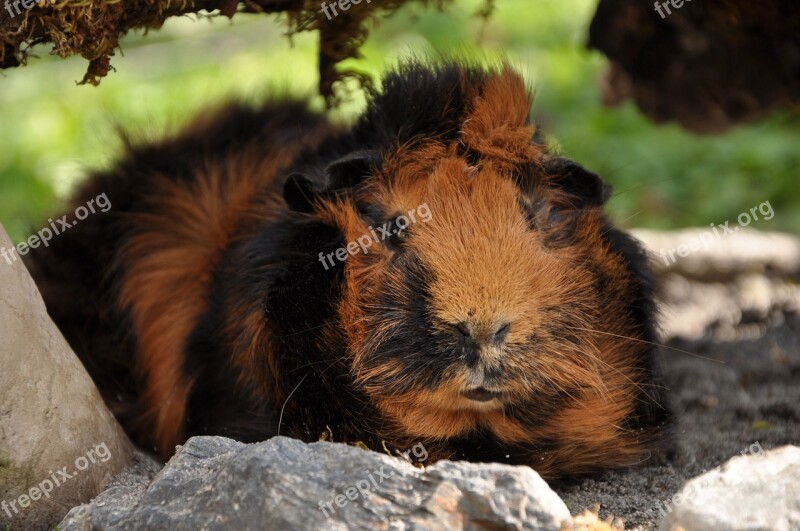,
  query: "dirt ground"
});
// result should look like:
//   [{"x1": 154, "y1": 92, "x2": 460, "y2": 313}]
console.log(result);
[{"x1": 556, "y1": 310, "x2": 800, "y2": 529}]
